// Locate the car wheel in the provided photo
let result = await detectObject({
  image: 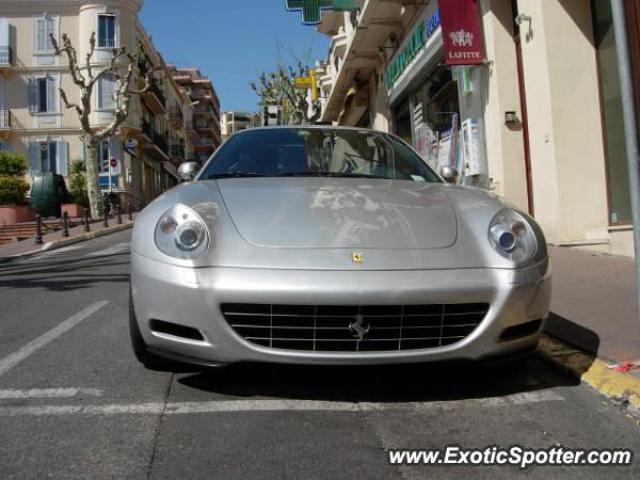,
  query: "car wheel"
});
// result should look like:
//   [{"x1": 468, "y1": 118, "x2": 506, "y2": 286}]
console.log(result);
[{"x1": 129, "y1": 287, "x2": 169, "y2": 370}]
